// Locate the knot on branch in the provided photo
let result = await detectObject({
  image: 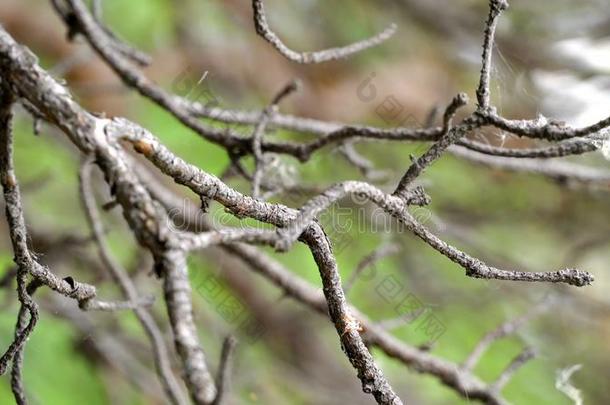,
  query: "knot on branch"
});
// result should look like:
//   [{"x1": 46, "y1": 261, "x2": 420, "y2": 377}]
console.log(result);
[
  {"x1": 454, "y1": 92, "x2": 470, "y2": 106},
  {"x1": 1, "y1": 173, "x2": 16, "y2": 189},
  {"x1": 65, "y1": 13, "x2": 81, "y2": 41},
  {"x1": 474, "y1": 105, "x2": 497, "y2": 119},
  {"x1": 132, "y1": 139, "x2": 154, "y2": 157},
  {"x1": 361, "y1": 380, "x2": 375, "y2": 394},
  {"x1": 341, "y1": 312, "x2": 363, "y2": 337},
  {"x1": 491, "y1": 0, "x2": 509, "y2": 13},
  {"x1": 63, "y1": 276, "x2": 76, "y2": 290},
  {"x1": 403, "y1": 186, "x2": 431, "y2": 207},
  {"x1": 273, "y1": 231, "x2": 293, "y2": 253},
  {"x1": 559, "y1": 269, "x2": 594, "y2": 287},
  {"x1": 59, "y1": 277, "x2": 99, "y2": 308}
]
